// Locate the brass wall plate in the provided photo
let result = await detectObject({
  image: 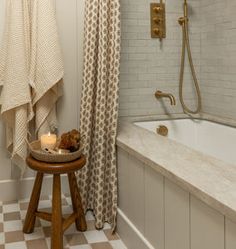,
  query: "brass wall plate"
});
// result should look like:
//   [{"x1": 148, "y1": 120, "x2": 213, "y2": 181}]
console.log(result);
[{"x1": 150, "y1": 3, "x2": 166, "y2": 39}]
